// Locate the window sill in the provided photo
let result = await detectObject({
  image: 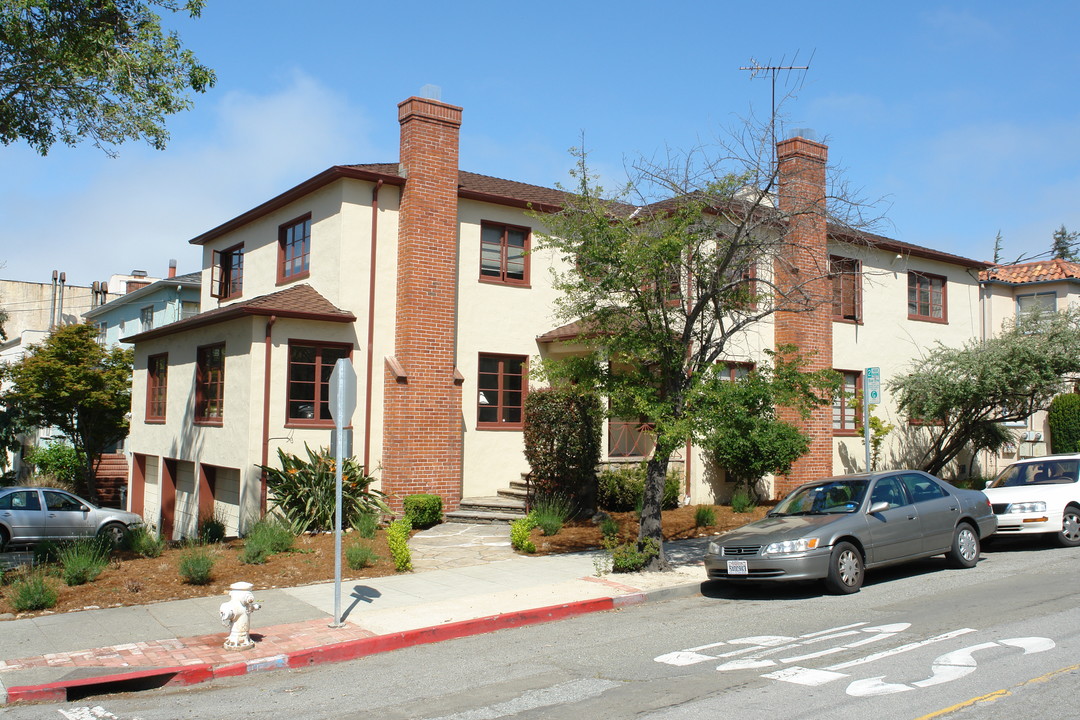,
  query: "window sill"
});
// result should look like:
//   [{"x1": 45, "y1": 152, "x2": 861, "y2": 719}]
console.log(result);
[
  {"x1": 284, "y1": 420, "x2": 351, "y2": 430},
  {"x1": 478, "y1": 277, "x2": 531, "y2": 289},
  {"x1": 907, "y1": 314, "x2": 948, "y2": 325},
  {"x1": 277, "y1": 271, "x2": 310, "y2": 286},
  {"x1": 194, "y1": 419, "x2": 223, "y2": 427},
  {"x1": 833, "y1": 429, "x2": 860, "y2": 437},
  {"x1": 476, "y1": 423, "x2": 524, "y2": 431},
  {"x1": 144, "y1": 418, "x2": 167, "y2": 425},
  {"x1": 832, "y1": 317, "x2": 863, "y2": 325}
]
